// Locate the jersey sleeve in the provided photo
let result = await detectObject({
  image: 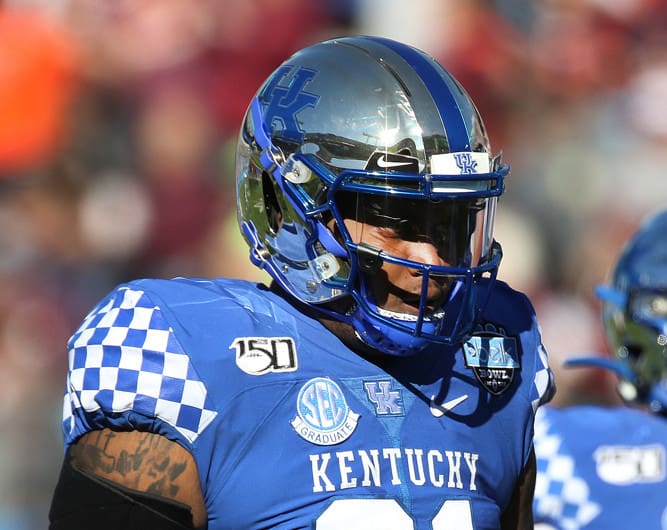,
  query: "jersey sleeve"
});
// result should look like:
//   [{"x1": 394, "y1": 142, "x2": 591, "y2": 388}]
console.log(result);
[
  {"x1": 513, "y1": 285, "x2": 556, "y2": 414},
  {"x1": 485, "y1": 280, "x2": 556, "y2": 414},
  {"x1": 61, "y1": 283, "x2": 218, "y2": 451},
  {"x1": 531, "y1": 339, "x2": 556, "y2": 413}
]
